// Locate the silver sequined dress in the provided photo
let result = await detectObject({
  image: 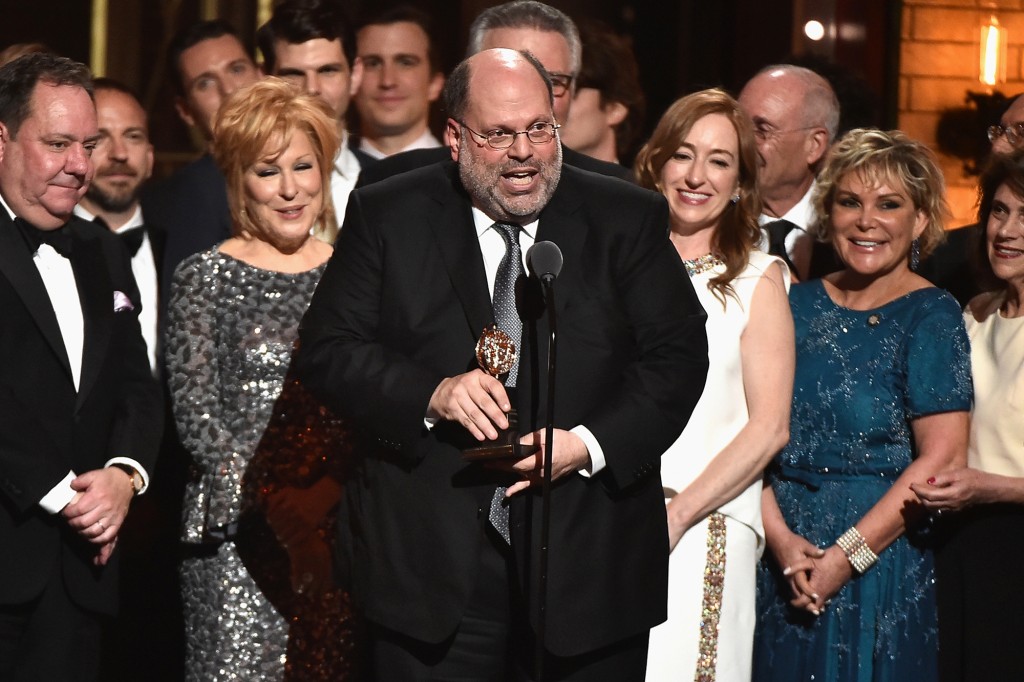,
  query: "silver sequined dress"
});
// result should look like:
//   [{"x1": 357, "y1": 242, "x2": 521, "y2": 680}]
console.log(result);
[{"x1": 167, "y1": 250, "x2": 326, "y2": 681}]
